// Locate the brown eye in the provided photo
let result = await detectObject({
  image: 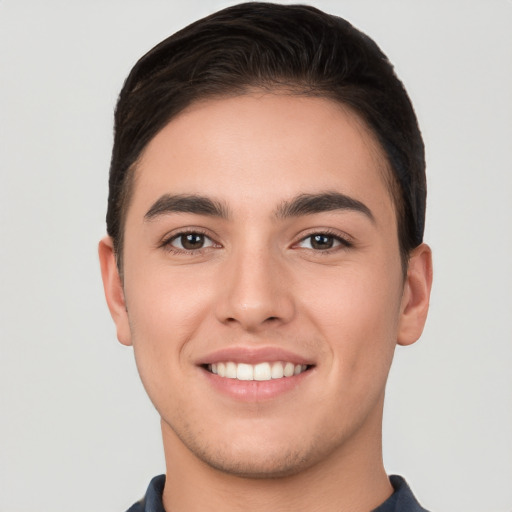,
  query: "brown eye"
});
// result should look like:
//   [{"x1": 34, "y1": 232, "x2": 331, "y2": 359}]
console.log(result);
[
  {"x1": 169, "y1": 232, "x2": 214, "y2": 251},
  {"x1": 181, "y1": 233, "x2": 205, "y2": 250},
  {"x1": 297, "y1": 233, "x2": 351, "y2": 251},
  {"x1": 310, "y1": 234, "x2": 335, "y2": 250}
]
